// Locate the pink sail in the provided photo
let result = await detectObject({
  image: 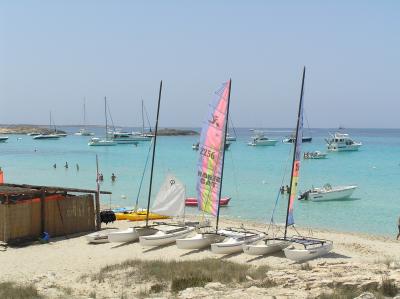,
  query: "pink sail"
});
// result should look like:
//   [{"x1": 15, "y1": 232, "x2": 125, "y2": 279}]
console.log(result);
[{"x1": 196, "y1": 81, "x2": 231, "y2": 216}]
